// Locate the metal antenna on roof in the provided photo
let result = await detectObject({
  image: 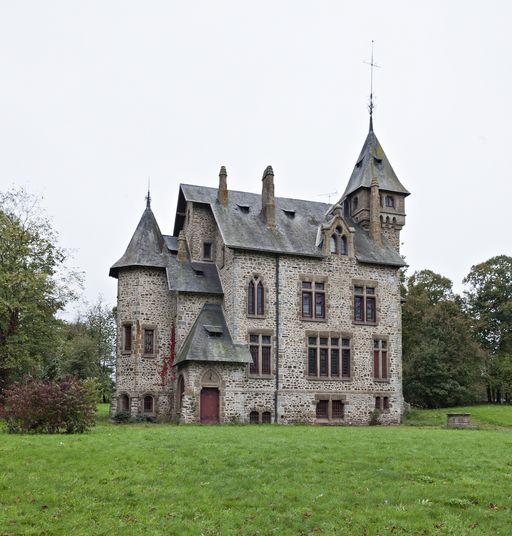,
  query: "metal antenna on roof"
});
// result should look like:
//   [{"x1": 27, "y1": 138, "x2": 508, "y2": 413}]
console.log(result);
[
  {"x1": 146, "y1": 176, "x2": 151, "y2": 208},
  {"x1": 318, "y1": 191, "x2": 338, "y2": 204},
  {"x1": 363, "y1": 40, "x2": 380, "y2": 132}
]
